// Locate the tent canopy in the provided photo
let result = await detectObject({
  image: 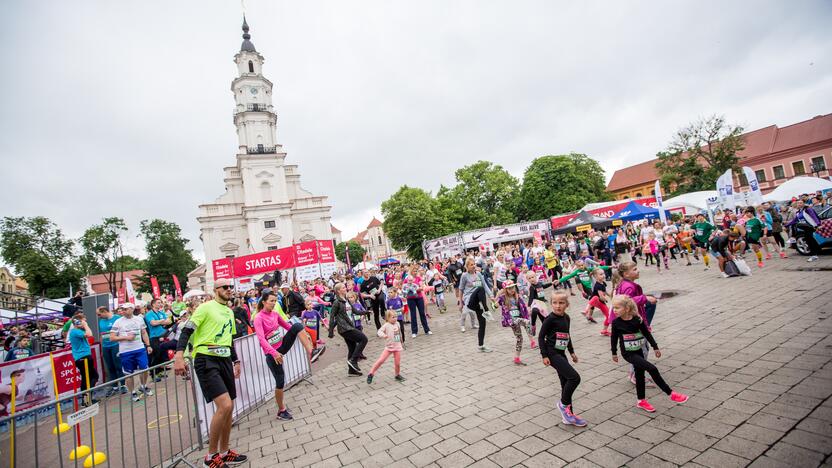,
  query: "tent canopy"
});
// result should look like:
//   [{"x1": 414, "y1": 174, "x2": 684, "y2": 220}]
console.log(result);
[
  {"x1": 762, "y1": 176, "x2": 832, "y2": 202},
  {"x1": 552, "y1": 210, "x2": 614, "y2": 234},
  {"x1": 612, "y1": 201, "x2": 669, "y2": 222},
  {"x1": 663, "y1": 190, "x2": 718, "y2": 212}
]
